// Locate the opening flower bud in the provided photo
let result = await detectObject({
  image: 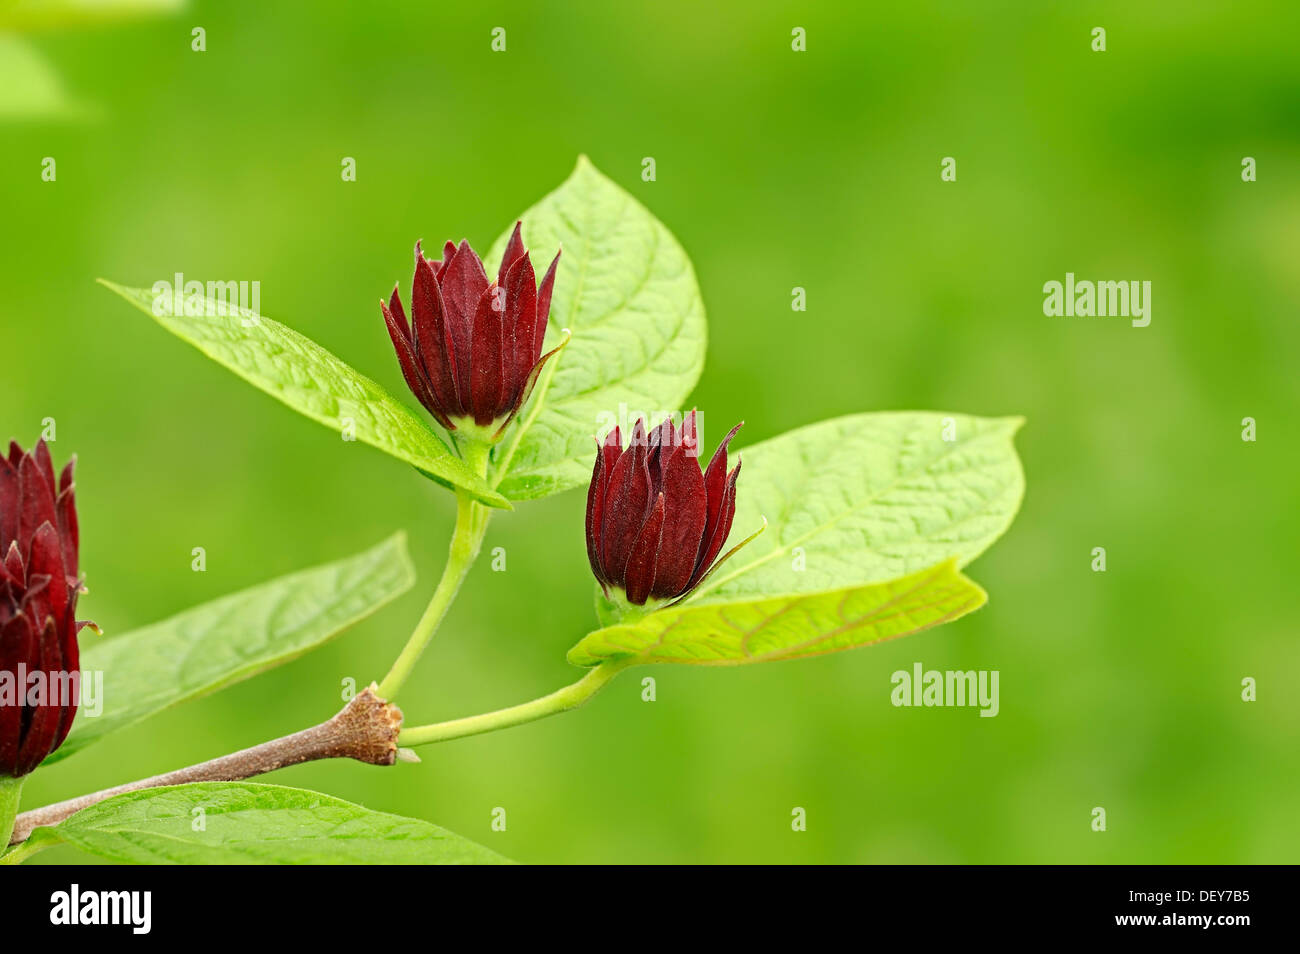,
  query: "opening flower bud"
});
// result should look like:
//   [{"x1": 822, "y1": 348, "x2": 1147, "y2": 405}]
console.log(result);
[
  {"x1": 381, "y1": 222, "x2": 562, "y2": 443},
  {"x1": 0, "y1": 440, "x2": 91, "y2": 778},
  {"x1": 586, "y1": 412, "x2": 743, "y2": 607}
]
